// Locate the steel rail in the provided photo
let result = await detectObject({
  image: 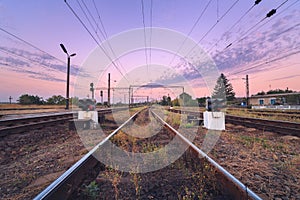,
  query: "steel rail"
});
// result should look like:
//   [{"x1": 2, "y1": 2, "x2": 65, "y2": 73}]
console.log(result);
[
  {"x1": 34, "y1": 108, "x2": 144, "y2": 200},
  {"x1": 35, "y1": 107, "x2": 261, "y2": 199},
  {"x1": 0, "y1": 116, "x2": 74, "y2": 137},
  {"x1": 167, "y1": 108, "x2": 300, "y2": 136},
  {"x1": 226, "y1": 114, "x2": 300, "y2": 136},
  {"x1": 150, "y1": 109, "x2": 262, "y2": 200},
  {"x1": 0, "y1": 107, "x2": 130, "y2": 137}
]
